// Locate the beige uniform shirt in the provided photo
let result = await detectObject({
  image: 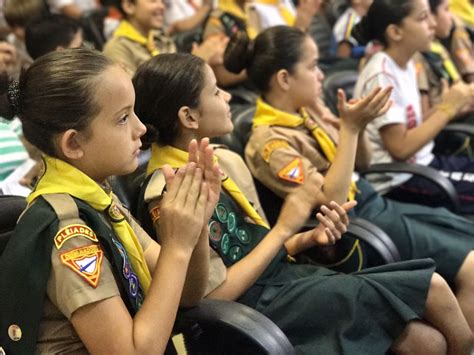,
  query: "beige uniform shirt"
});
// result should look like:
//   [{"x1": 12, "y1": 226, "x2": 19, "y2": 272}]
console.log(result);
[
  {"x1": 448, "y1": 16, "x2": 474, "y2": 77},
  {"x1": 413, "y1": 51, "x2": 445, "y2": 107},
  {"x1": 103, "y1": 31, "x2": 176, "y2": 75},
  {"x1": 245, "y1": 111, "x2": 338, "y2": 198},
  {"x1": 36, "y1": 194, "x2": 152, "y2": 353}
]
